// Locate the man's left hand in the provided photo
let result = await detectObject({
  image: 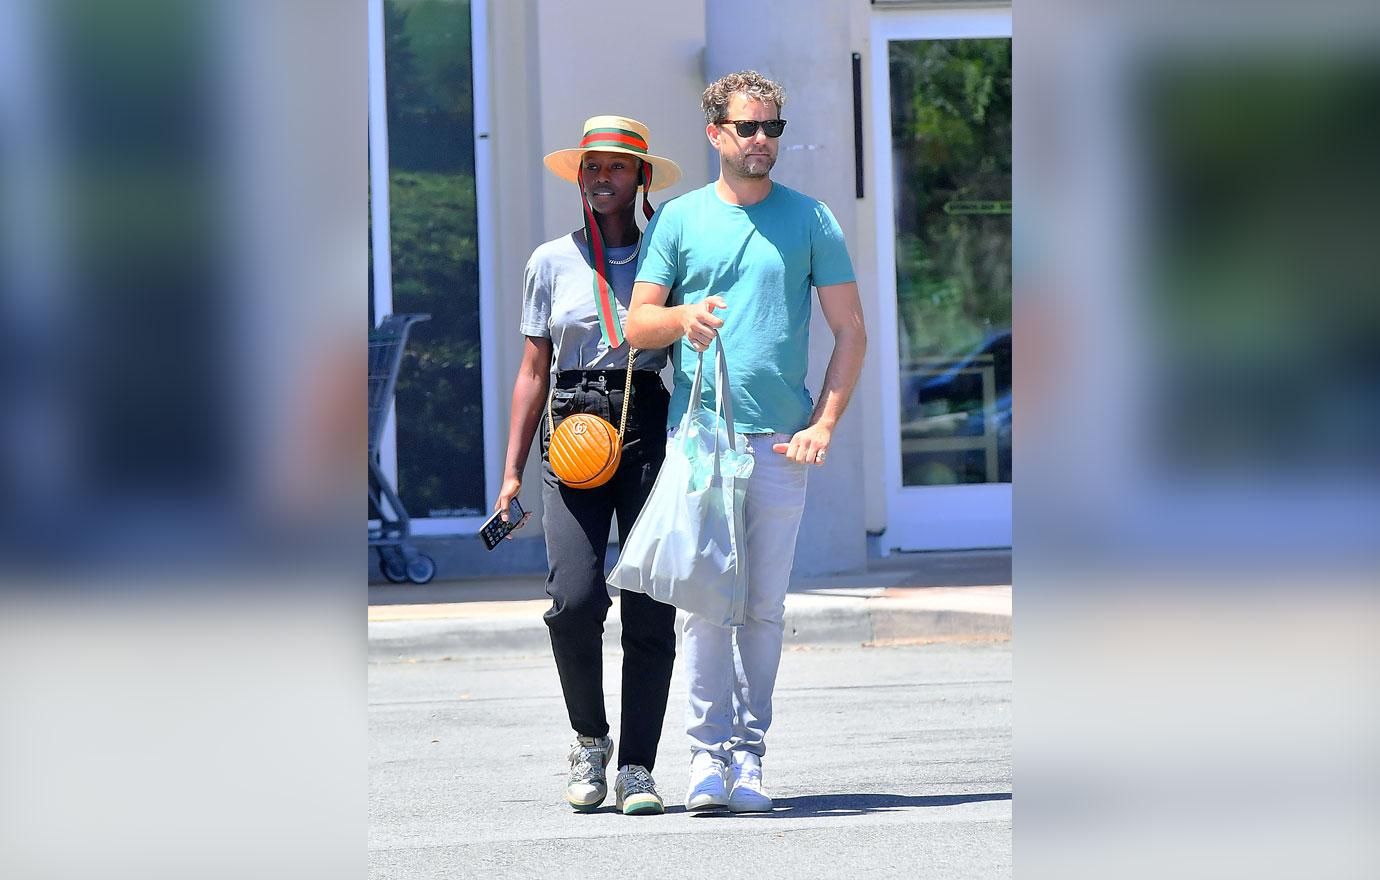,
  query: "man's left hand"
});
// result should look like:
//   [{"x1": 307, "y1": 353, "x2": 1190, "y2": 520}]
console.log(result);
[{"x1": 772, "y1": 424, "x2": 832, "y2": 466}]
